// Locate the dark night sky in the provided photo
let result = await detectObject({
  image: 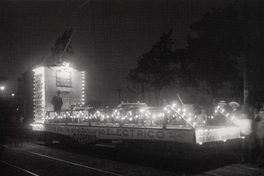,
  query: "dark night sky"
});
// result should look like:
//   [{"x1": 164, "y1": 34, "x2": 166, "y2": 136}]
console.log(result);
[{"x1": 0, "y1": 0, "x2": 237, "y2": 105}]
